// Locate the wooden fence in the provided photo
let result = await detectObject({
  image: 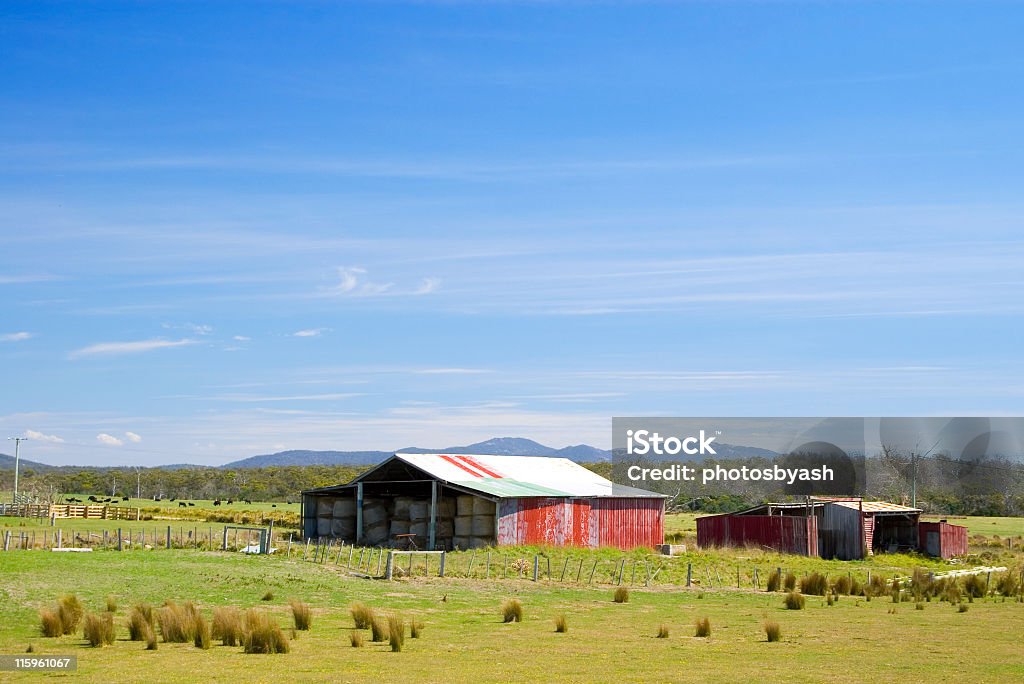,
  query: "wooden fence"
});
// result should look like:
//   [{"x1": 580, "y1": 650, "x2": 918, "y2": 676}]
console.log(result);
[{"x1": 0, "y1": 503, "x2": 141, "y2": 520}]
